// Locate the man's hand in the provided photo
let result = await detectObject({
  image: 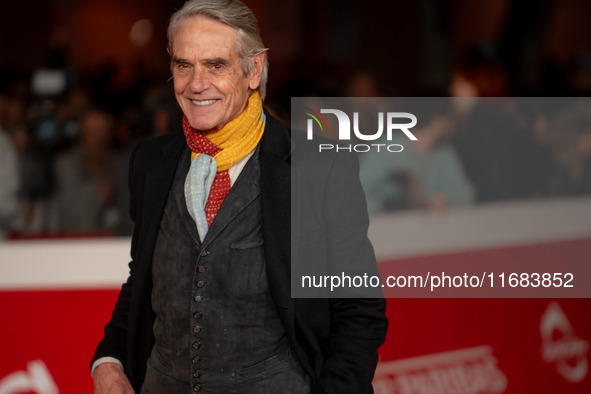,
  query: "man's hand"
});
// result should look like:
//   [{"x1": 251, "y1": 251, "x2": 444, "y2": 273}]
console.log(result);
[{"x1": 93, "y1": 363, "x2": 135, "y2": 394}]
